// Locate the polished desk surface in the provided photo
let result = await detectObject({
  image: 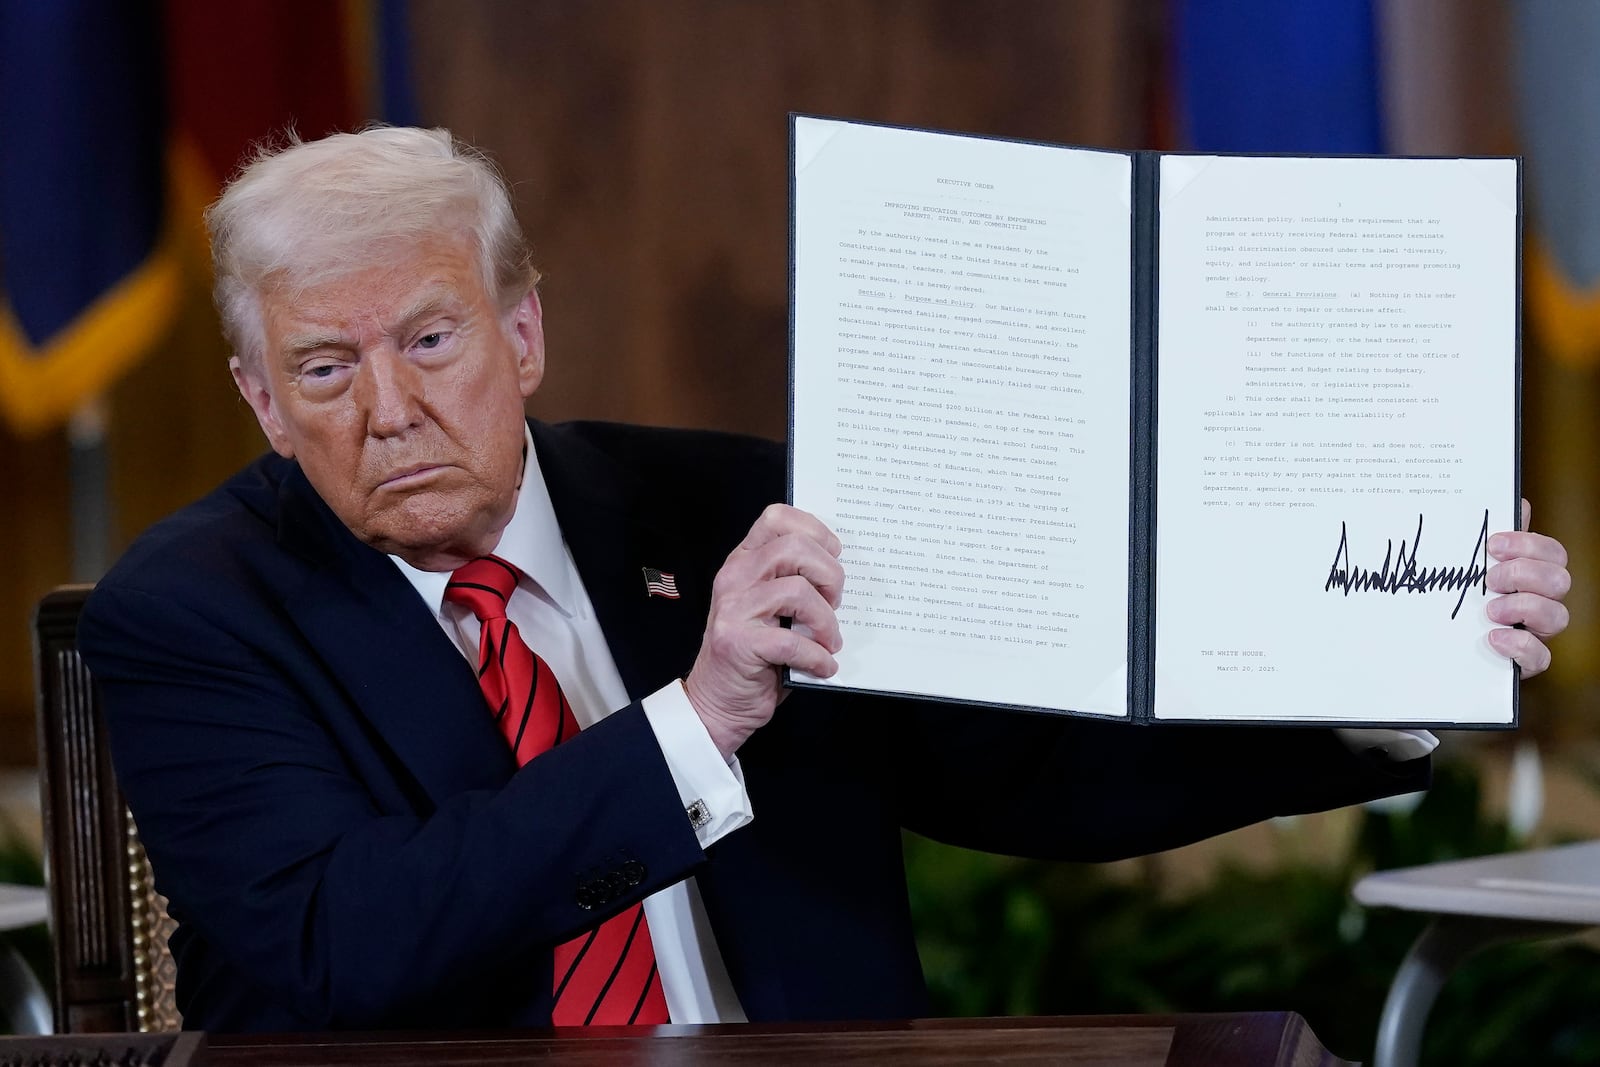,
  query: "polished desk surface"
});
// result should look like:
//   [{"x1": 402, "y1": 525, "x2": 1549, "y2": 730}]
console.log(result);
[
  {"x1": 1353, "y1": 839, "x2": 1600, "y2": 923},
  {"x1": 191, "y1": 1014, "x2": 1352, "y2": 1066}
]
